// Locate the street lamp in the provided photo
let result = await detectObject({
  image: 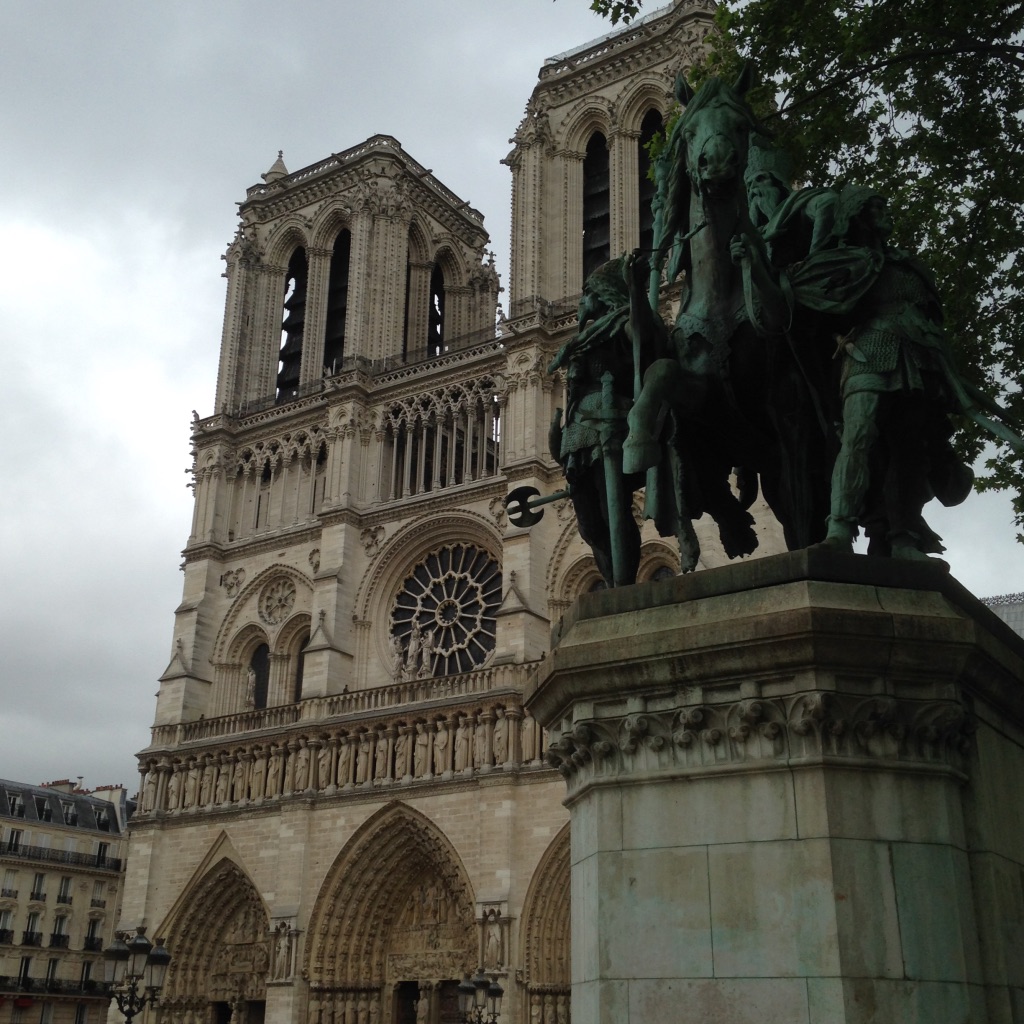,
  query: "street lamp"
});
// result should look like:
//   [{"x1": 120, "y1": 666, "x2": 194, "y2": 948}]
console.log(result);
[
  {"x1": 104, "y1": 927, "x2": 172, "y2": 1024},
  {"x1": 457, "y1": 970, "x2": 502, "y2": 1024}
]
